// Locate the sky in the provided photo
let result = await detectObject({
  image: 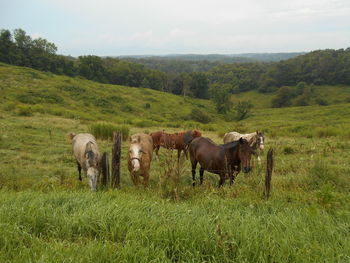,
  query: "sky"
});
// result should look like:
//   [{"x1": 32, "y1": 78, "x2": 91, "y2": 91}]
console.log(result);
[{"x1": 1, "y1": 0, "x2": 350, "y2": 56}]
